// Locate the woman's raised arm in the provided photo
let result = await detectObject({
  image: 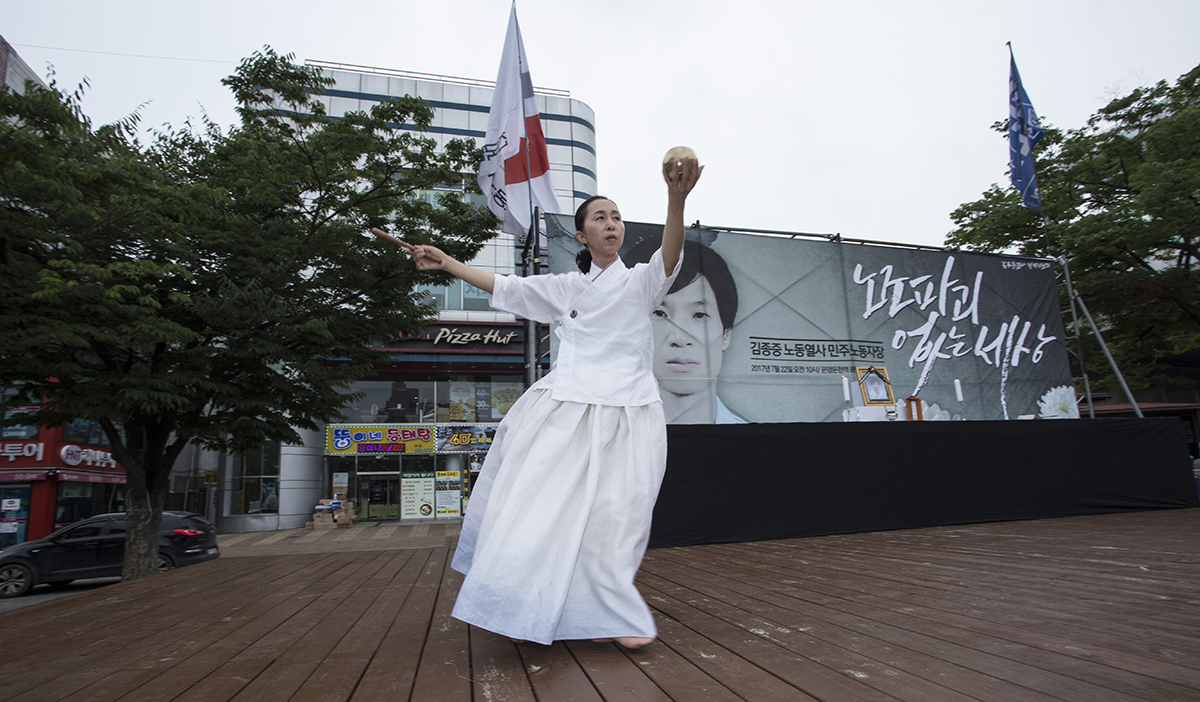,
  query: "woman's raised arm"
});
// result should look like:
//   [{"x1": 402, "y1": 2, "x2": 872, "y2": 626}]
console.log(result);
[{"x1": 661, "y1": 158, "x2": 703, "y2": 276}]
